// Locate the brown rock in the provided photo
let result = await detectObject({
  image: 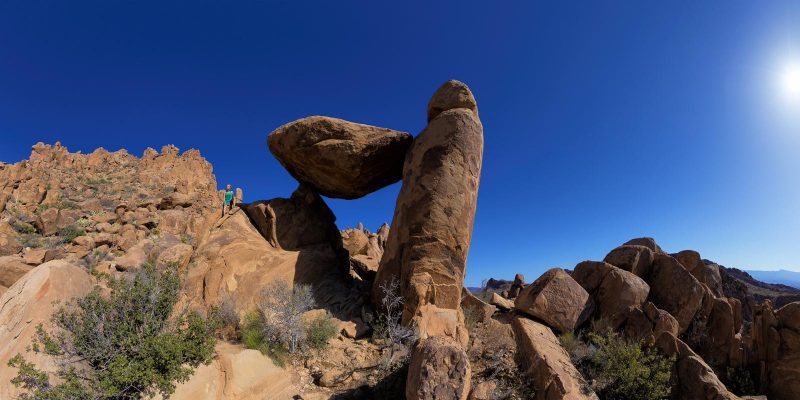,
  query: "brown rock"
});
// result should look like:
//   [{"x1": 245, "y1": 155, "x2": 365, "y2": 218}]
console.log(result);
[
  {"x1": 268, "y1": 116, "x2": 413, "y2": 199},
  {"x1": 512, "y1": 317, "x2": 598, "y2": 400},
  {"x1": 654, "y1": 332, "x2": 739, "y2": 400},
  {"x1": 373, "y1": 80, "x2": 483, "y2": 325},
  {"x1": 350, "y1": 254, "x2": 379, "y2": 281},
  {"x1": 427, "y1": 80, "x2": 479, "y2": 122},
  {"x1": 165, "y1": 343, "x2": 298, "y2": 400},
  {"x1": 777, "y1": 302, "x2": 800, "y2": 332},
  {"x1": 603, "y1": 244, "x2": 654, "y2": 277},
  {"x1": 0, "y1": 231, "x2": 22, "y2": 256},
  {"x1": 646, "y1": 253, "x2": 704, "y2": 334},
  {"x1": 623, "y1": 237, "x2": 663, "y2": 253},
  {"x1": 514, "y1": 268, "x2": 593, "y2": 333},
  {"x1": 461, "y1": 288, "x2": 496, "y2": 323},
  {"x1": 489, "y1": 292, "x2": 514, "y2": 311},
  {"x1": 0, "y1": 256, "x2": 34, "y2": 287},
  {"x1": 342, "y1": 227, "x2": 369, "y2": 256},
  {"x1": 22, "y1": 248, "x2": 47, "y2": 265},
  {"x1": 468, "y1": 380, "x2": 497, "y2": 400},
  {"x1": 406, "y1": 336, "x2": 471, "y2": 400},
  {"x1": 573, "y1": 261, "x2": 649, "y2": 329}
]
